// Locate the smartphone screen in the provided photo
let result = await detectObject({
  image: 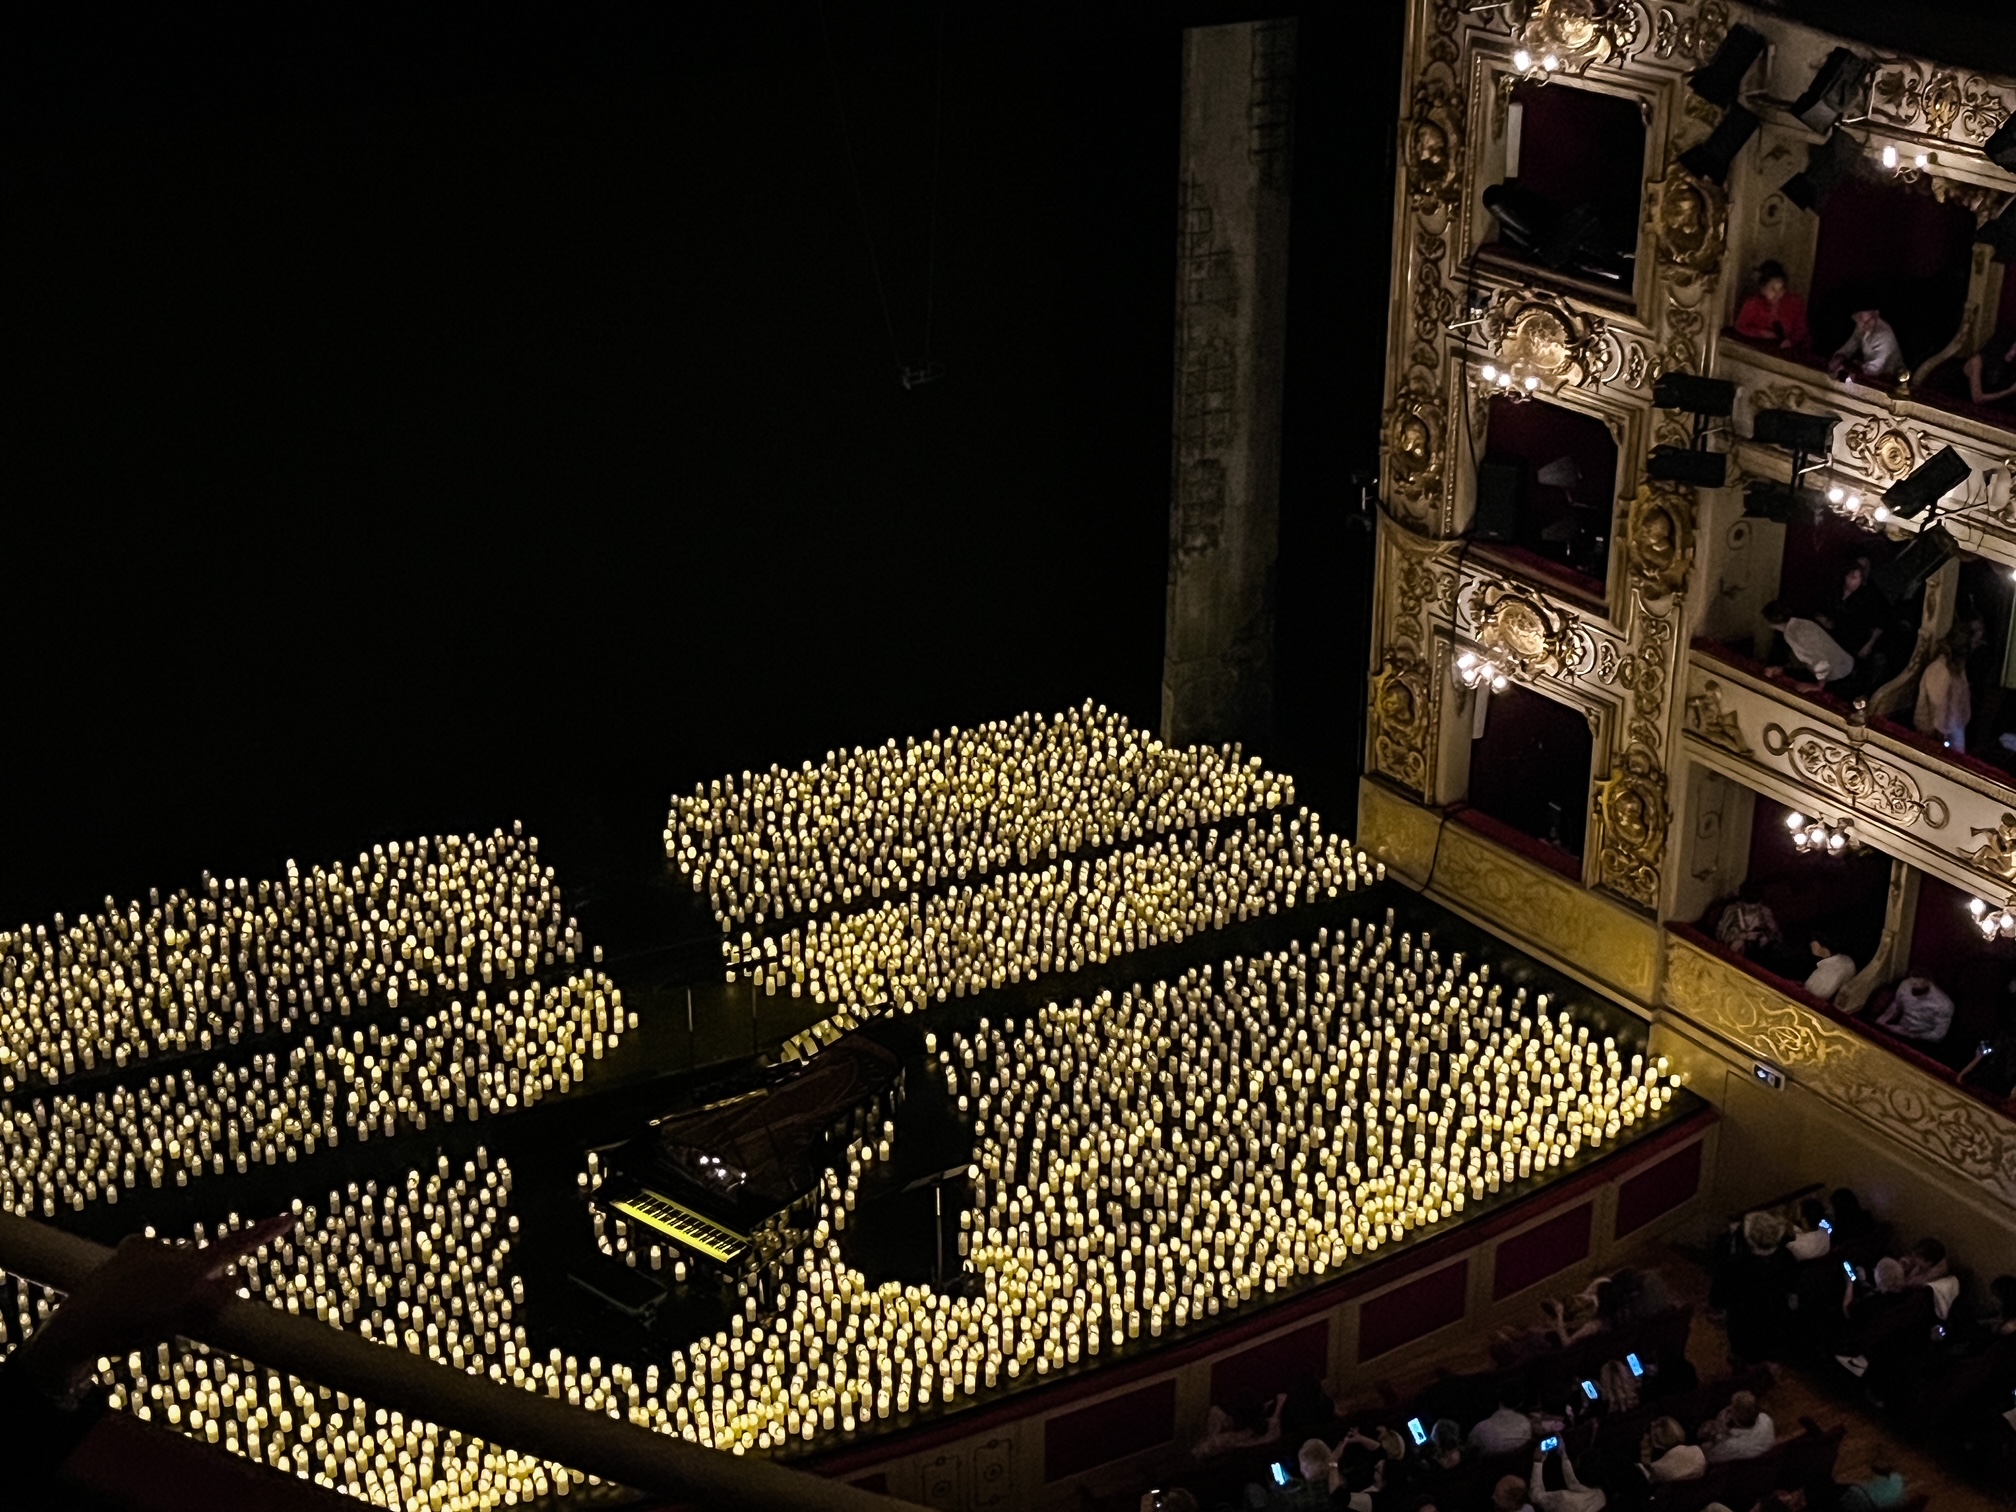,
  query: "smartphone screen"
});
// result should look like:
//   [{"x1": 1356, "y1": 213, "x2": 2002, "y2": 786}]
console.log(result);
[
  {"x1": 1540, "y1": 1436, "x2": 1561, "y2": 1453},
  {"x1": 1580, "y1": 1379, "x2": 1599, "y2": 1400},
  {"x1": 1271, "y1": 1463, "x2": 1290, "y2": 1487},
  {"x1": 1407, "y1": 1417, "x2": 1428, "y2": 1446},
  {"x1": 1625, "y1": 1352, "x2": 1644, "y2": 1377},
  {"x1": 1819, "y1": 1218, "x2": 1833, "y2": 1233},
  {"x1": 1844, "y1": 1259, "x2": 1857, "y2": 1278}
]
